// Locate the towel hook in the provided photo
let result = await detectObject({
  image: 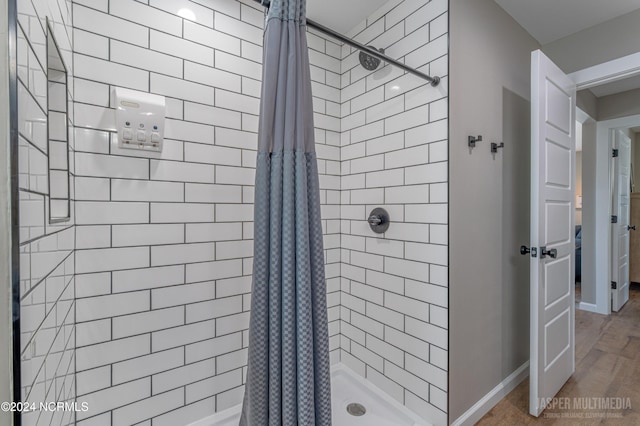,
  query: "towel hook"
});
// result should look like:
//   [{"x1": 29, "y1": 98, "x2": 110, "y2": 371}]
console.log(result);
[
  {"x1": 468, "y1": 135, "x2": 482, "y2": 148},
  {"x1": 491, "y1": 142, "x2": 504, "y2": 153}
]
